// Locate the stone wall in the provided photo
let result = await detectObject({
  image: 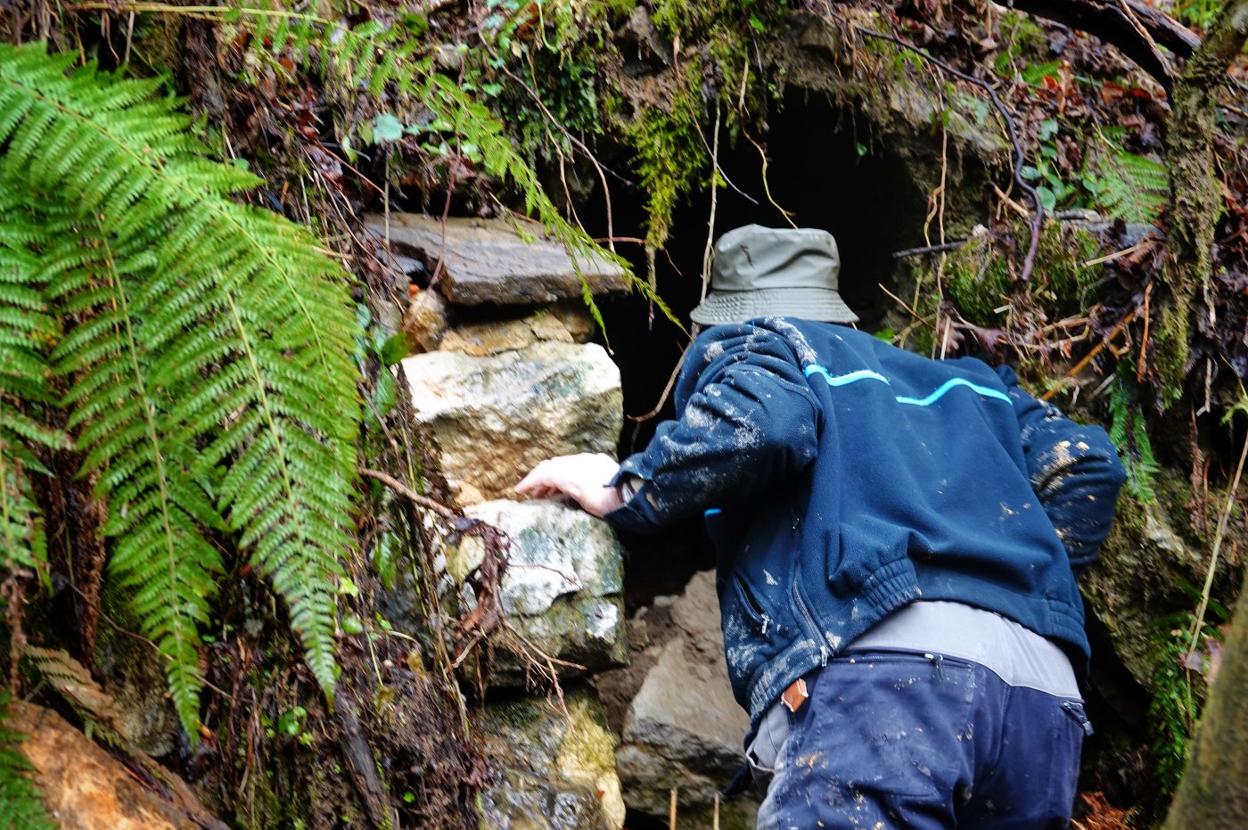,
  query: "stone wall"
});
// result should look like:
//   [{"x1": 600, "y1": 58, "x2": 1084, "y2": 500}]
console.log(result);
[{"x1": 373, "y1": 213, "x2": 759, "y2": 829}]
